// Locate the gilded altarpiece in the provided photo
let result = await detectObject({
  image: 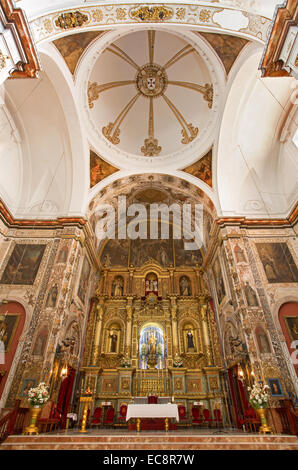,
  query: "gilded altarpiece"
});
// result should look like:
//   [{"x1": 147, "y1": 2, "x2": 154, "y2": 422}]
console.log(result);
[{"x1": 81, "y1": 252, "x2": 225, "y2": 421}]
